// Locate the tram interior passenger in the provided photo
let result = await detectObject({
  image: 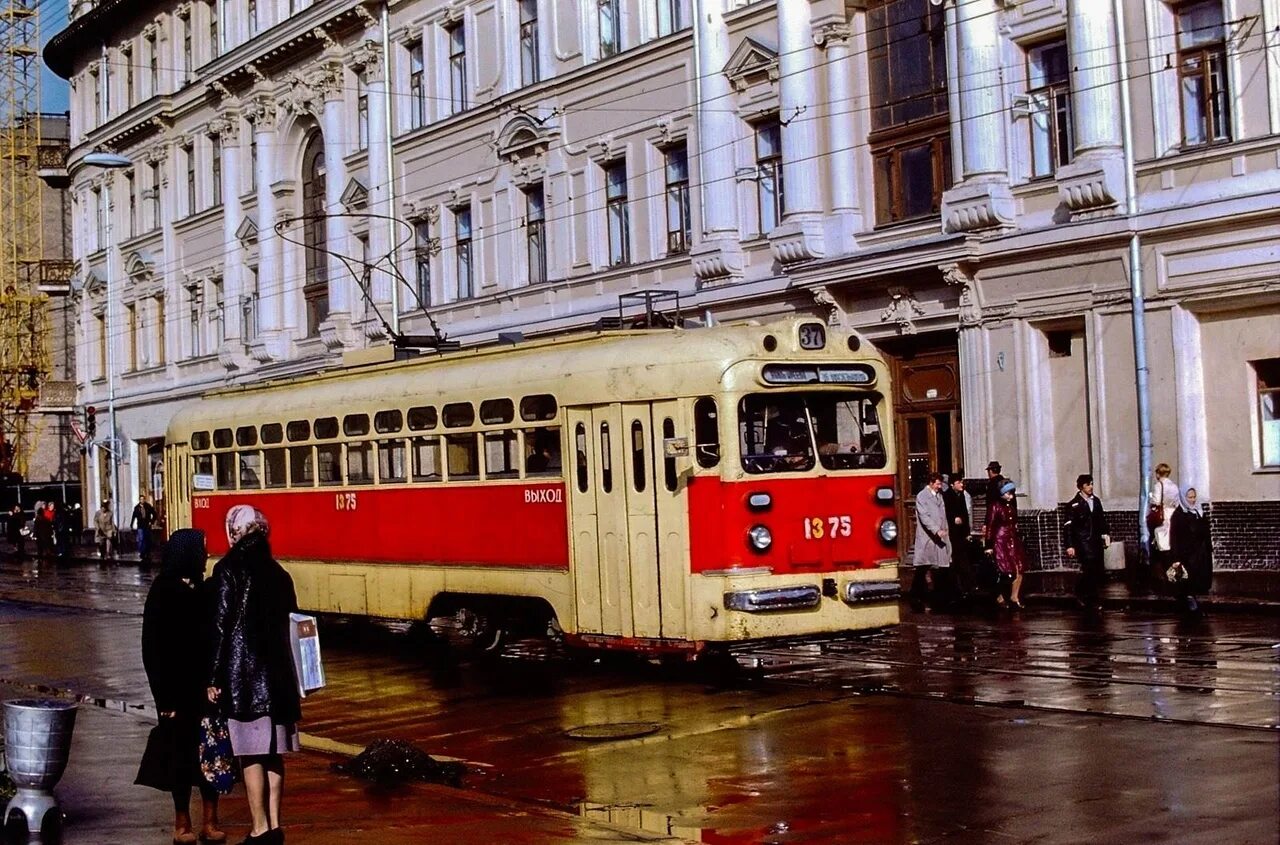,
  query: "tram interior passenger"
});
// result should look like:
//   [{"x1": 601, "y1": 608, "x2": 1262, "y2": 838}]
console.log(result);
[
  {"x1": 525, "y1": 428, "x2": 562, "y2": 476},
  {"x1": 740, "y1": 393, "x2": 887, "y2": 473}
]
